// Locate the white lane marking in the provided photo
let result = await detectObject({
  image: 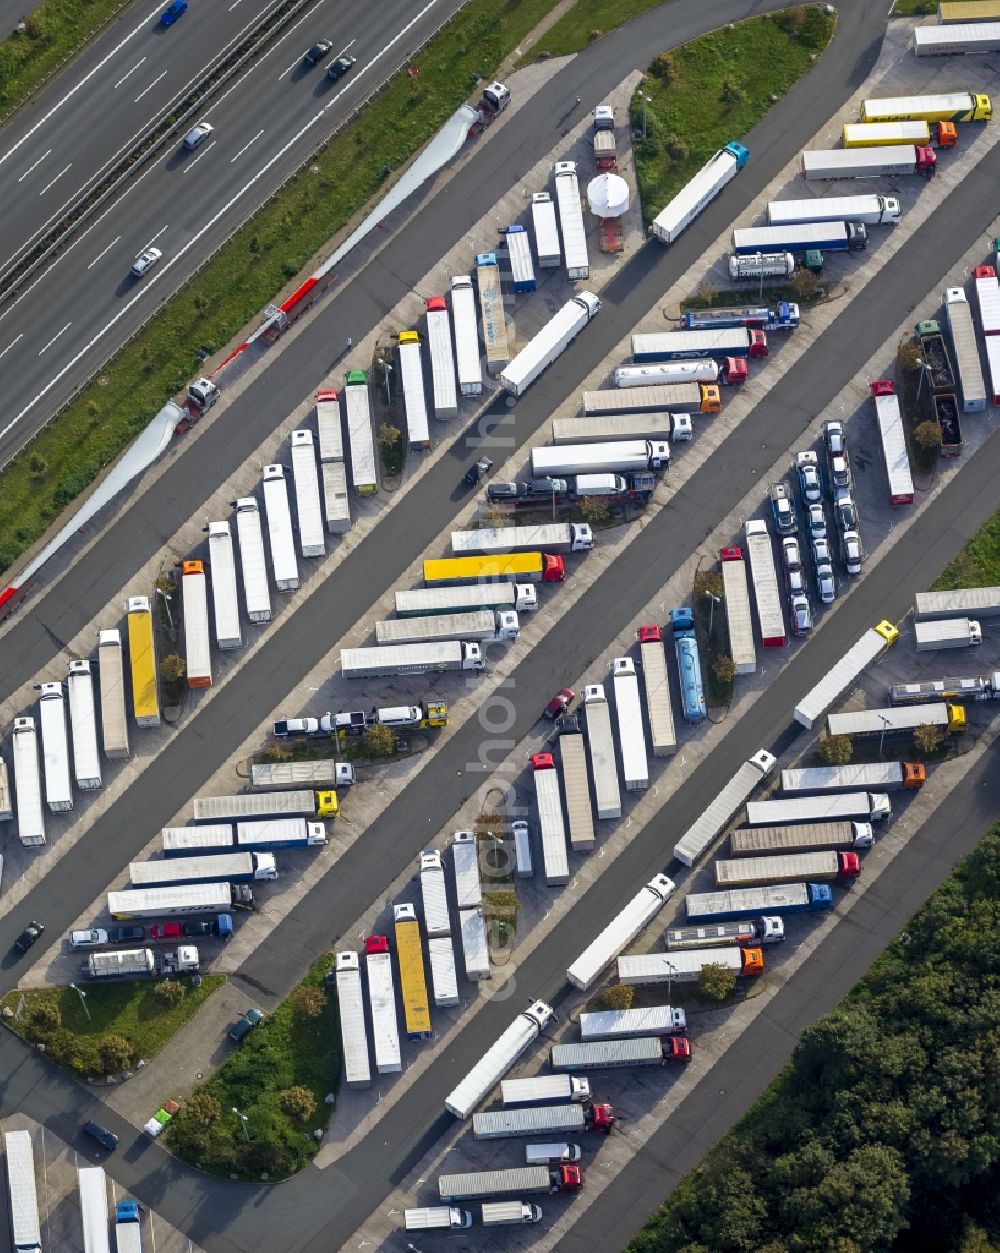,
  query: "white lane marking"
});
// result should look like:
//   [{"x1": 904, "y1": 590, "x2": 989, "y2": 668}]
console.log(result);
[
  {"x1": 0, "y1": 0, "x2": 447, "y2": 442},
  {"x1": 137, "y1": 225, "x2": 169, "y2": 254},
  {"x1": 181, "y1": 140, "x2": 216, "y2": 171},
  {"x1": 0, "y1": 4, "x2": 158, "y2": 168},
  {"x1": 278, "y1": 50, "x2": 305, "y2": 79},
  {"x1": 134, "y1": 69, "x2": 168, "y2": 103},
  {"x1": 114, "y1": 56, "x2": 147, "y2": 90},
  {"x1": 38, "y1": 163, "x2": 71, "y2": 196},
  {"x1": 17, "y1": 149, "x2": 51, "y2": 183},
  {"x1": 230, "y1": 129, "x2": 264, "y2": 163},
  {"x1": 38, "y1": 323, "x2": 72, "y2": 355},
  {"x1": 229, "y1": 0, "x2": 247, "y2": 8},
  {"x1": 87, "y1": 236, "x2": 121, "y2": 270},
  {"x1": 0, "y1": 334, "x2": 24, "y2": 361}
]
